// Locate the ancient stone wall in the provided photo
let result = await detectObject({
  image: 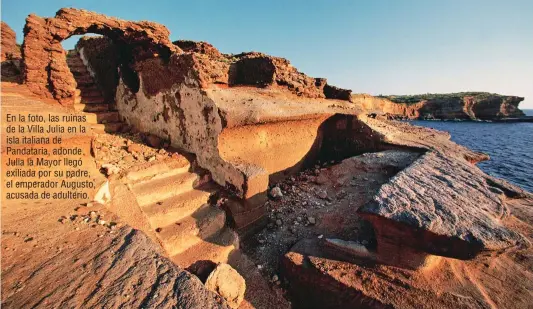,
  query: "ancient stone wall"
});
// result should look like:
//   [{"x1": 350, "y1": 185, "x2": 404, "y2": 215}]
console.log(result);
[
  {"x1": 21, "y1": 8, "x2": 180, "y2": 105},
  {"x1": 114, "y1": 64, "x2": 249, "y2": 198}
]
